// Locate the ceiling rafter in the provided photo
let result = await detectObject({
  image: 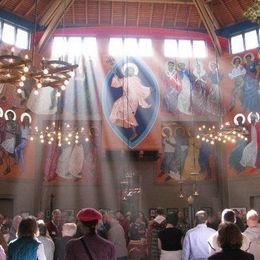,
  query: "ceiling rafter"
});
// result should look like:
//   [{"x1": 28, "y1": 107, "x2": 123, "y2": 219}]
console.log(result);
[
  {"x1": 0, "y1": 0, "x2": 9, "y2": 6},
  {"x1": 37, "y1": 0, "x2": 75, "y2": 54},
  {"x1": 124, "y1": 1, "x2": 127, "y2": 26},
  {"x1": 137, "y1": 2, "x2": 141, "y2": 26},
  {"x1": 24, "y1": 3, "x2": 36, "y2": 17},
  {"x1": 149, "y1": 3, "x2": 154, "y2": 27},
  {"x1": 98, "y1": 0, "x2": 101, "y2": 25},
  {"x1": 12, "y1": 0, "x2": 25, "y2": 12},
  {"x1": 236, "y1": 0, "x2": 245, "y2": 13},
  {"x1": 204, "y1": 1, "x2": 220, "y2": 29},
  {"x1": 174, "y1": 4, "x2": 180, "y2": 27},
  {"x1": 104, "y1": 0, "x2": 193, "y2": 4},
  {"x1": 72, "y1": 1, "x2": 75, "y2": 24},
  {"x1": 193, "y1": 0, "x2": 222, "y2": 55},
  {"x1": 219, "y1": 0, "x2": 236, "y2": 23},
  {"x1": 186, "y1": 5, "x2": 192, "y2": 28},
  {"x1": 39, "y1": 0, "x2": 62, "y2": 26},
  {"x1": 111, "y1": 1, "x2": 114, "y2": 25},
  {"x1": 161, "y1": 3, "x2": 167, "y2": 27},
  {"x1": 85, "y1": 0, "x2": 88, "y2": 24}
]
